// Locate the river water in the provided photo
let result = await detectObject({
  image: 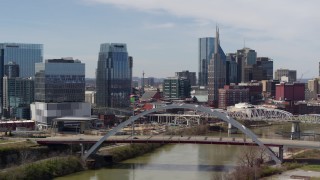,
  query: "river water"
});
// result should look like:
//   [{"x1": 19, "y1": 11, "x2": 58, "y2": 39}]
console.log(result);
[
  {"x1": 55, "y1": 123, "x2": 320, "y2": 180},
  {"x1": 56, "y1": 144, "x2": 244, "y2": 180}
]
